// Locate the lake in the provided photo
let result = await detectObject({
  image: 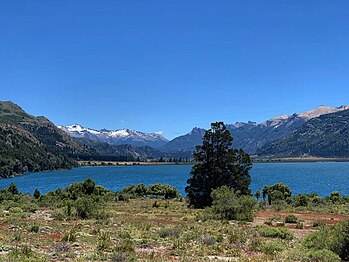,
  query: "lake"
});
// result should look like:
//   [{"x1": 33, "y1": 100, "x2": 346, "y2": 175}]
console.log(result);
[{"x1": 1, "y1": 162, "x2": 349, "y2": 196}]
